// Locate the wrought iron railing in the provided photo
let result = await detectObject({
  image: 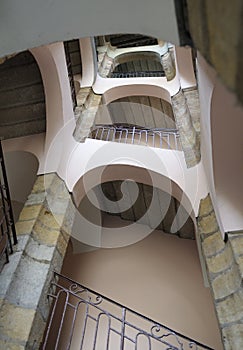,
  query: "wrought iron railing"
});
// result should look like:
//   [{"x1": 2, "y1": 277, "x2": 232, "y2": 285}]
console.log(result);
[
  {"x1": 0, "y1": 141, "x2": 17, "y2": 269},
  {"x1": 89, "y1": 124, "x2": 181, "y2": 151},
  {"x1": 64, "y1": 41, "x2": 77, "y2": 111},
  {"x1": 42, "y1": 272, "x2": 214, "y2": 350},
  {"x1": 110, "y1": 71, "x2": 165, "y2": 78}
]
